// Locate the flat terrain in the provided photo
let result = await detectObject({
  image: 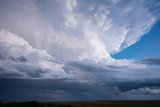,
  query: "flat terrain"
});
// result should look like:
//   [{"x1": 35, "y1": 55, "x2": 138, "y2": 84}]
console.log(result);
[{"x1": 0, "y1": 100, "x2": 160, "y2": 107}]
